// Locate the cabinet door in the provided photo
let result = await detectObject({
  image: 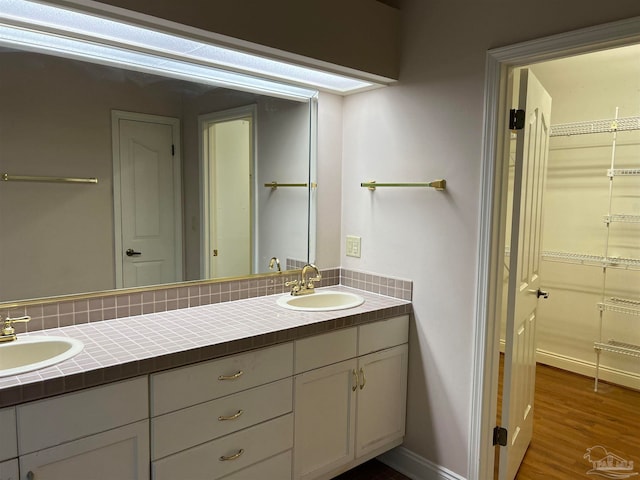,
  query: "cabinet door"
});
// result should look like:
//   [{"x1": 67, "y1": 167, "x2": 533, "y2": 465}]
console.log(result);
[
  {"x1": 0, "y1": 459, "x2": 18, "y2": 480},
  {"x1": 293, "y1": 359, "x2": 357, "y2": 480},
  {"x1": 0, "y1": 408, "x2": 16, "y2": 462},
  {"x1": 20, "y1": 420, "x2": 149, "y2": 480},
  {"x1": 356, "y1": 344, "x2": 408, "y2": 458}
]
